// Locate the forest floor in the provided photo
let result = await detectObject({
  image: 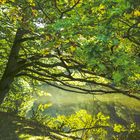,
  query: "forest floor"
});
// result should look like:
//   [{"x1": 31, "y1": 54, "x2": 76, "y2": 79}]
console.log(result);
[
  {"x1": 0, "y1": 111, "x2": 140, "y2": 140},
  {"x1": 0, "y1": 111, "x2": 63, "y2": 140}
]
